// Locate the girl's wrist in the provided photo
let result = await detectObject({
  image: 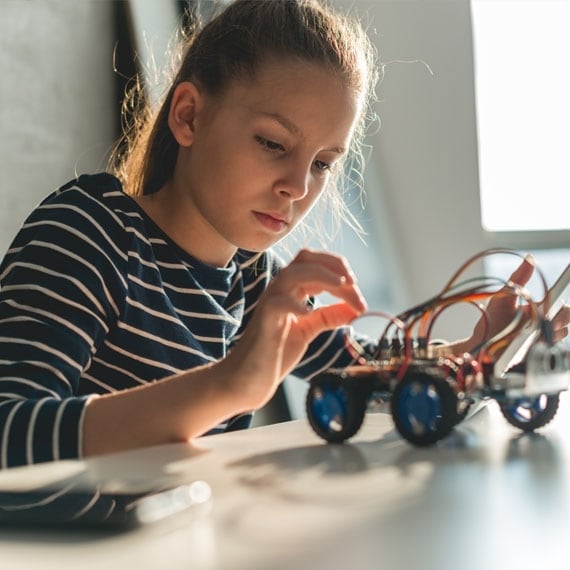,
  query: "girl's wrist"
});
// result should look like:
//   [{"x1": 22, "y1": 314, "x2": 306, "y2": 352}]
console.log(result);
[
  {"x1": 213, "y1": 353, "x2": 259, "y2": 414},
  {"x1": 215, "y1": 345, "x2": 279, "y2": 414}
]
